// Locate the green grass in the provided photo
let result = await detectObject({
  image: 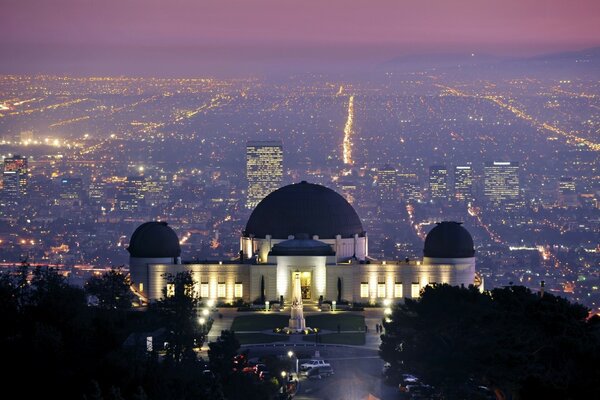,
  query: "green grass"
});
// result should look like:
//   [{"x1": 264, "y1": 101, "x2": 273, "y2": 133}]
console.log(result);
[
  {"x1": 306, "y1": 313, "x2": 365, "y2": 331},
  {"x1": 235, "y1": 333, "x2": 290, "y2": 345},
  {"x1": 301, "y1": 332, "x2": 366, "y2": 345},
  {"x1": 230, "y1": 314, "x2": 289, "y2": 331}
]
